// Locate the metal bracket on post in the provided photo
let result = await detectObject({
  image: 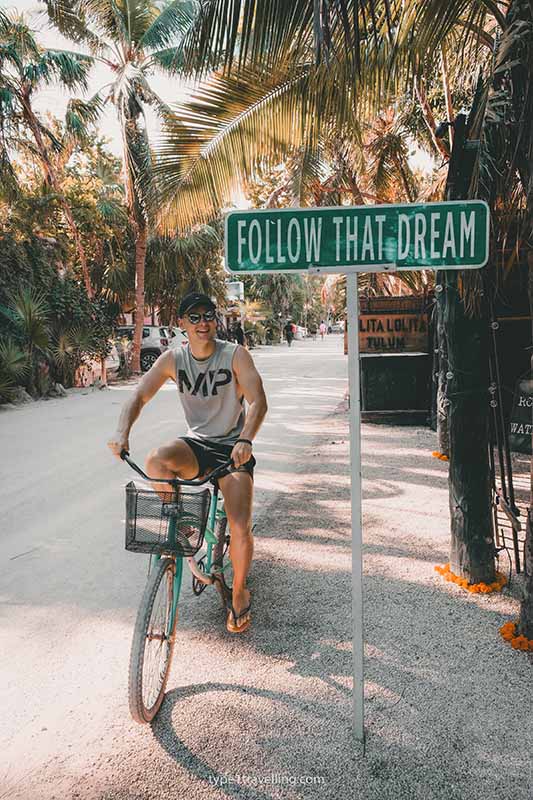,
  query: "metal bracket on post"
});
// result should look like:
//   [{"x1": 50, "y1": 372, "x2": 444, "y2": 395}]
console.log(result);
[{"x1": 309, "y1": 264, "x2": 398, "y2": 275}]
